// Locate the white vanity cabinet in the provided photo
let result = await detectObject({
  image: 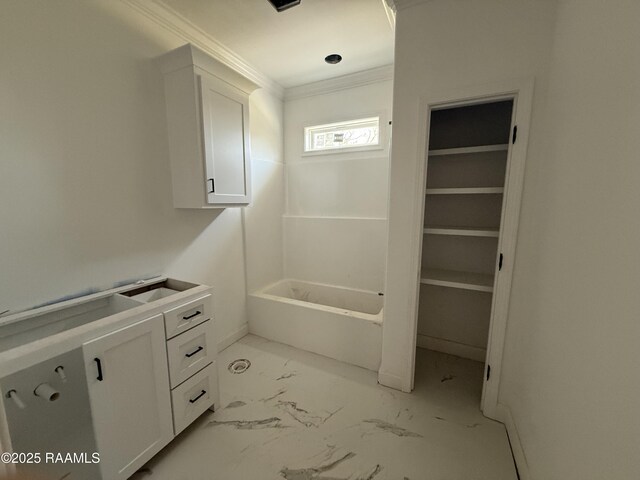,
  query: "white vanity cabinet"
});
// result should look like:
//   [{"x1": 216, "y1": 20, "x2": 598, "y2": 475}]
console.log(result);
[
  {"x1": 0, "y1": 277, "x2": 218, "y2": 480},
  {"x1": 82, "y1": 314, "x2": 173, "y2": 480},
  {"x1": 159, "y1": 44, "x2": 258, "y2": 208}
]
